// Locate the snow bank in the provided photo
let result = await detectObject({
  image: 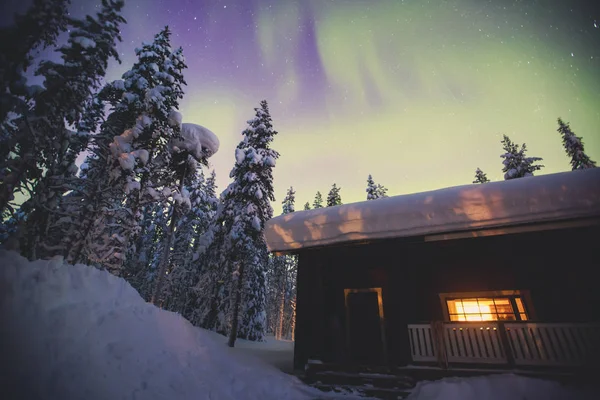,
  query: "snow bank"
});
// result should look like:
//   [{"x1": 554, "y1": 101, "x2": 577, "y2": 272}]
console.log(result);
[
  {"x1": 171, "y1": 123, "x2": 220, "y2": 160},
  {"x1": 265, "y1": 168, "x2": 600, "y2": 252},
  {"x1": 405, "y1": 373, "x2": 595, "y2": 400},
  {"x1": 0, "y1": 251, "x2": 320, "y2": 400}
]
